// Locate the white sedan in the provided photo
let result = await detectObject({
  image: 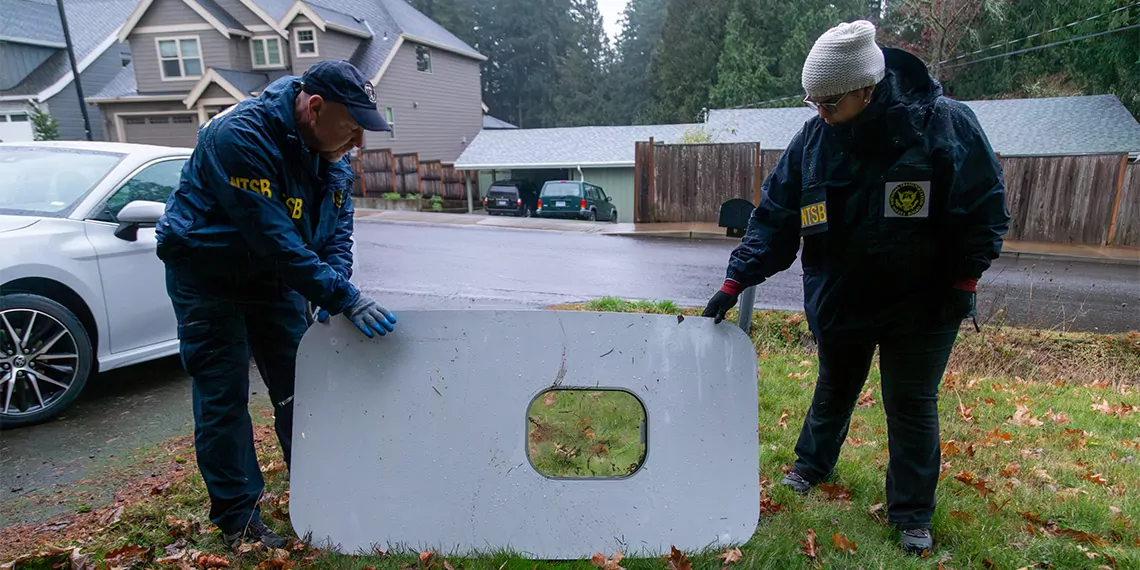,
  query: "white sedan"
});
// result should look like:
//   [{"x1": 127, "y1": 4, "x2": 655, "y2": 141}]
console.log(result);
[{"x1": 0, "y1": 141, "x2": 193, "y2": 428}]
